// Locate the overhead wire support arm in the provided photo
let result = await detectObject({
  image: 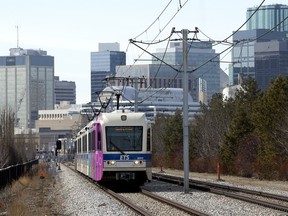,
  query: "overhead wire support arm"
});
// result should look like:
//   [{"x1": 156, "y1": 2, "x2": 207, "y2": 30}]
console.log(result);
[
  {"x1": 172, "y1": 27, "x2": 199, "y2": 36},
  {"x1": 129, "y1": 38, "x2": 181, "y2": 73}
]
